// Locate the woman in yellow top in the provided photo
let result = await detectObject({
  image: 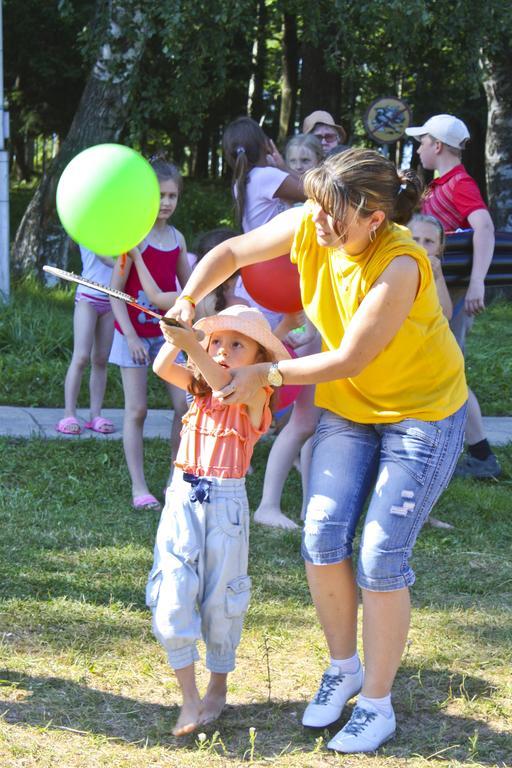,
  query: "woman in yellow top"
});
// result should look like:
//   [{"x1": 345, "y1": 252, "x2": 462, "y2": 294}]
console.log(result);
[{"x1": 168, "y1": 149, "x2": 467, "y2": 754}]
